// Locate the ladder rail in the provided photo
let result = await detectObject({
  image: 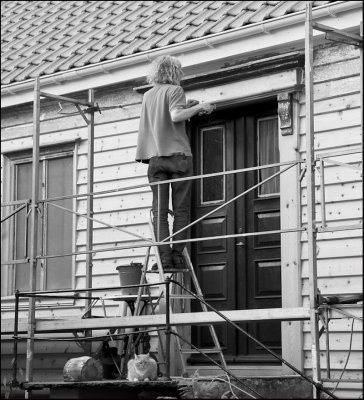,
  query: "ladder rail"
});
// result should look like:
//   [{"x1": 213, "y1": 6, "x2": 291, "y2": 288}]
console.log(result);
[{"x1": 147, "y1": 209, "x2": 227, "y2": 376}]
